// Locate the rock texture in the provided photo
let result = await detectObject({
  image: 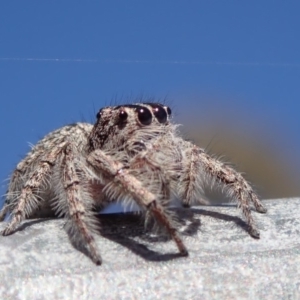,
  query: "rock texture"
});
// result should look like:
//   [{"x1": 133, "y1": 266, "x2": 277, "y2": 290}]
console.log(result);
[{"x1": 1, "y1": 198, "x2": 300, "y2": 299}]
